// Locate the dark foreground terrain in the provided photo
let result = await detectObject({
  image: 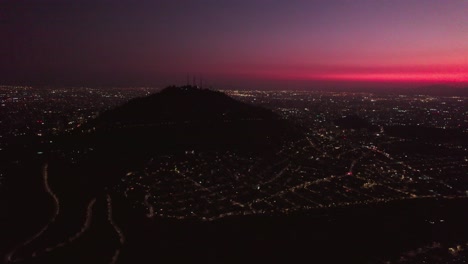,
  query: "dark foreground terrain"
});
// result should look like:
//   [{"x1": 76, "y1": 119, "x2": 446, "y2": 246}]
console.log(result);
[{"x1": 2, "y1": 158, "x2": 467, "y2": 264}]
